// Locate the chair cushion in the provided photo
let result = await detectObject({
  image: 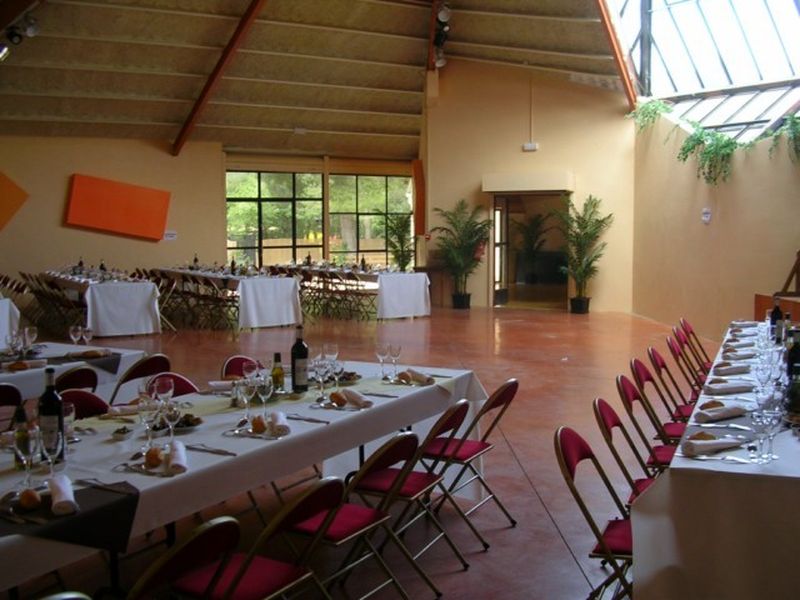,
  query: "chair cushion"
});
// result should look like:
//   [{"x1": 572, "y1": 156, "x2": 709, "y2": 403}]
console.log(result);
[
  {"x1": 627, "y1": 477, "x2": 656, "y2": 503},
  {"x1": 662, "y1": 421, "x2": 686, "y2": 439},
  {"x1": 173, "y1": 553, "x2": 308, "y2": 600},
  {"x1": 592, "y1": 518, "x2": 632, "y2": 556},
  {"x1": 672, "y1": 404, "x2": 694, "y2": 420},
  {"x1": 689, "y1": 388, "x2": 699, "y2": 403},
  {"x1": 293, "y1": 503, "x2": 387, "y2": 543},
  {"x1": 422, "y1": 437, "x2": 492, "y2": 462},
  {"x1": 357, "y1": 468, "x2": 440, "y2": 499},
  {"x1": 646, "y1": 444, "x2": 675, "y2": 467}
]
